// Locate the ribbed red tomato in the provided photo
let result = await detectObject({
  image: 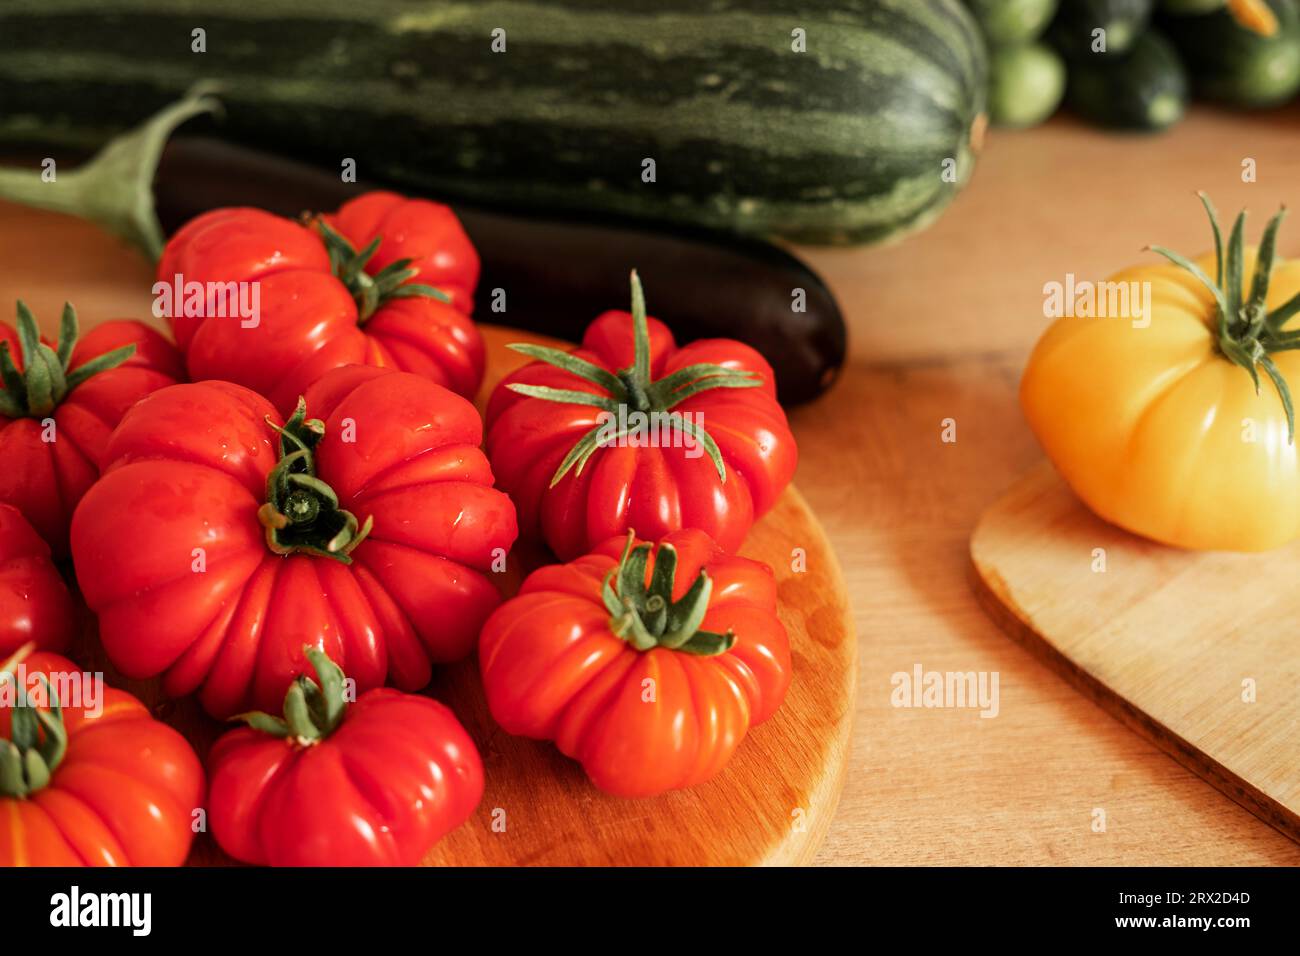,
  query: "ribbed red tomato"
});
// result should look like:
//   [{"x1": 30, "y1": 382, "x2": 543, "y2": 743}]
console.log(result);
[
  {"x1": 0, "y1": 302, "x2": 184, "y2": 555},
  {"x1": 71, "y1": 365, "x2": 517, "y2": 719},
  {"x1": 157, "y1": 190, "x2": 483, "y2": 414},
  {"x1": 0, "y1": 646, "x2": 203, "y2": 866},
  {"x1": 485, "y1": 273, "x2": 797, "y2": 560},
  {"x1": 207, "y1": 647, "x2": 482, "y2": 866},
  {"x1": 479, "y1": 529, "x2": 791, "y2": 797},
  {"x1": 0, "y1": 504, "x2": 75, "y2": 657}
]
